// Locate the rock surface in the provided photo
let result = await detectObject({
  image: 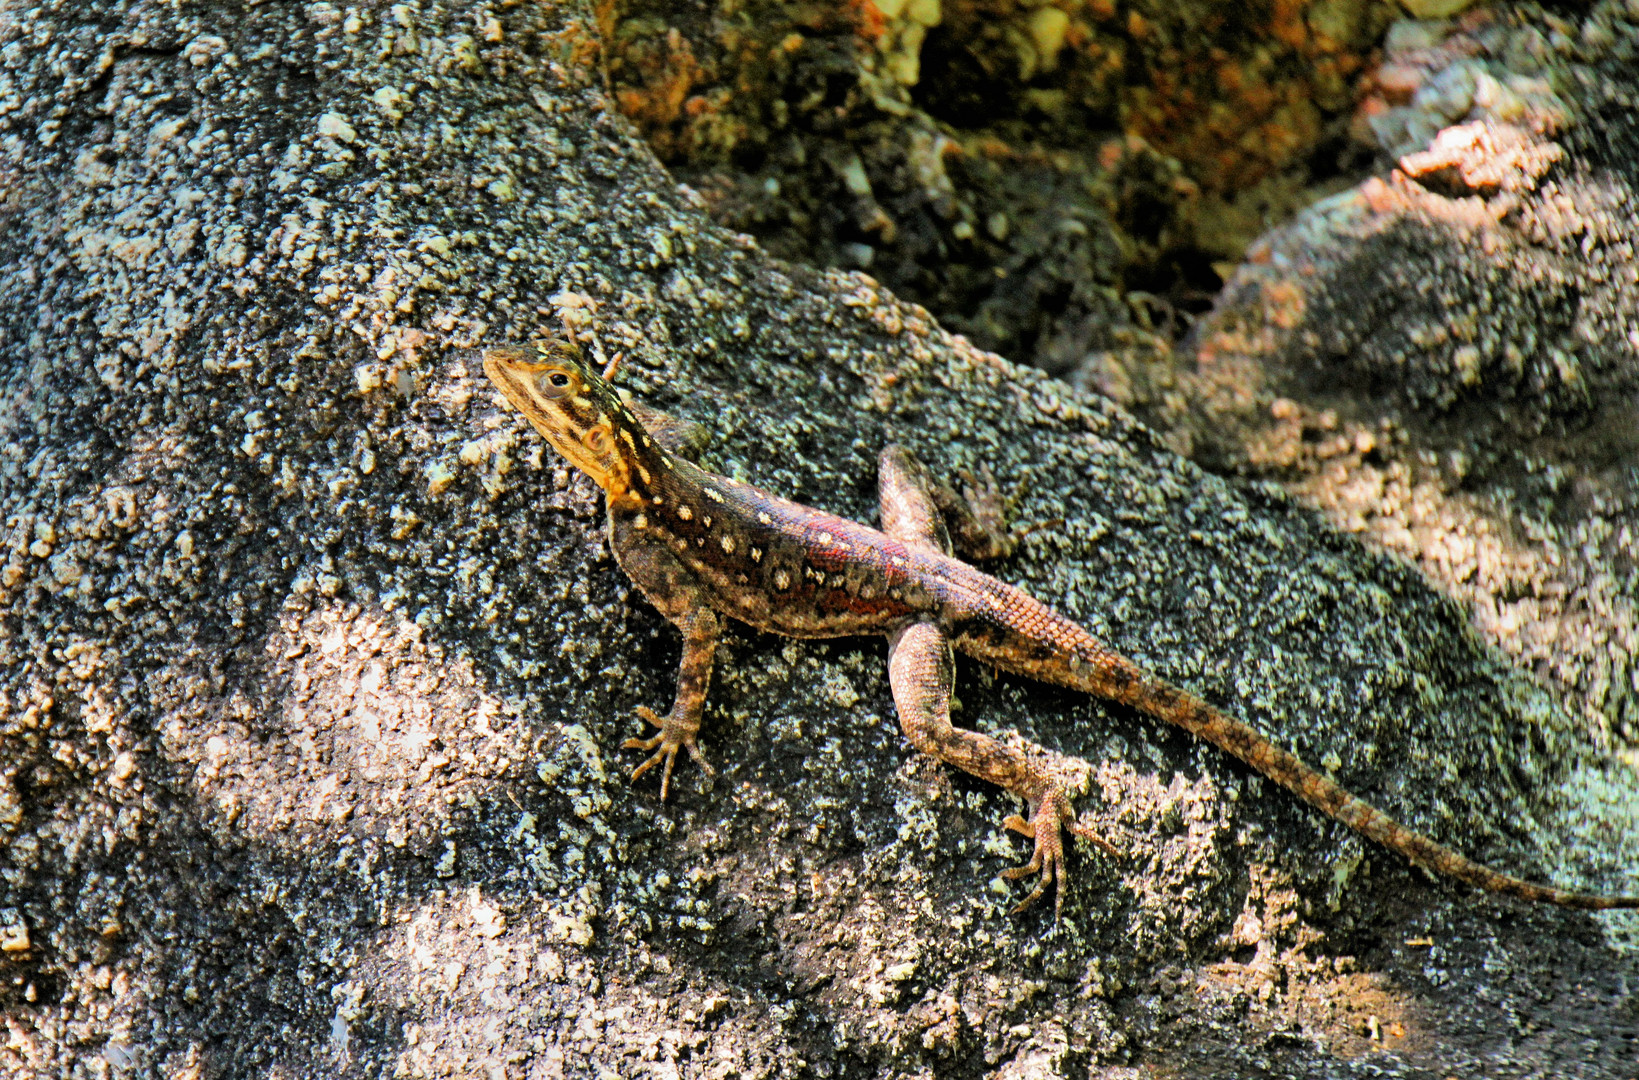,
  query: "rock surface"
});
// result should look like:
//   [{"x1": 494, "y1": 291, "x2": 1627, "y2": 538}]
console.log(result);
[{"x1": 1, "y1": 2, "x2": 1636, "y2": 1078}]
